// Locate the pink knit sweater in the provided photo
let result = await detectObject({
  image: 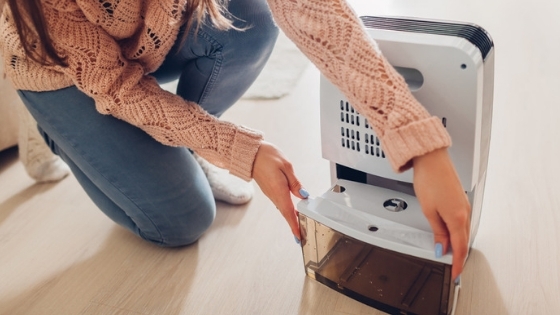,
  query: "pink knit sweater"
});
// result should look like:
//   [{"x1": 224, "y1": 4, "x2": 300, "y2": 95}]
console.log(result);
[{"x1": 0, "y1": 0, "x2": 450, "y2": 180}]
